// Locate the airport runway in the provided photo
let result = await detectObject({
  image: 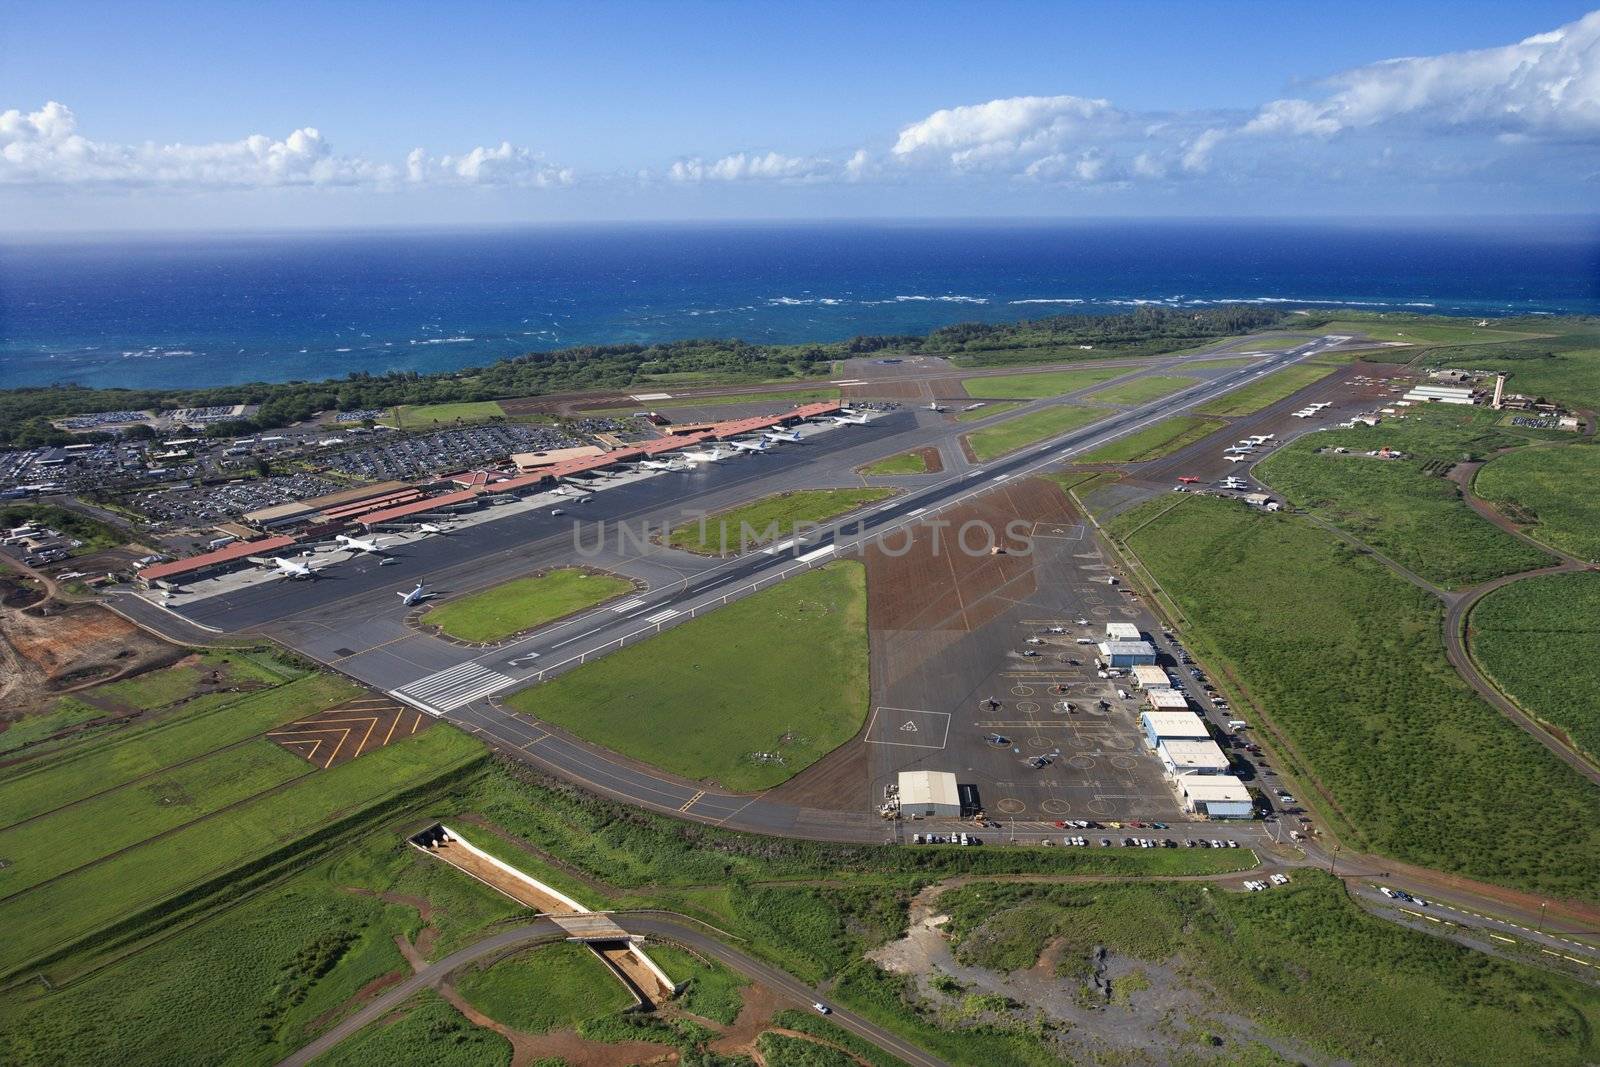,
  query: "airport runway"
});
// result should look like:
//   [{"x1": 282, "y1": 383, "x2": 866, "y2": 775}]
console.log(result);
[{"x1": 157, "y1": 336, "x2": 1347, "y2": 843}]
